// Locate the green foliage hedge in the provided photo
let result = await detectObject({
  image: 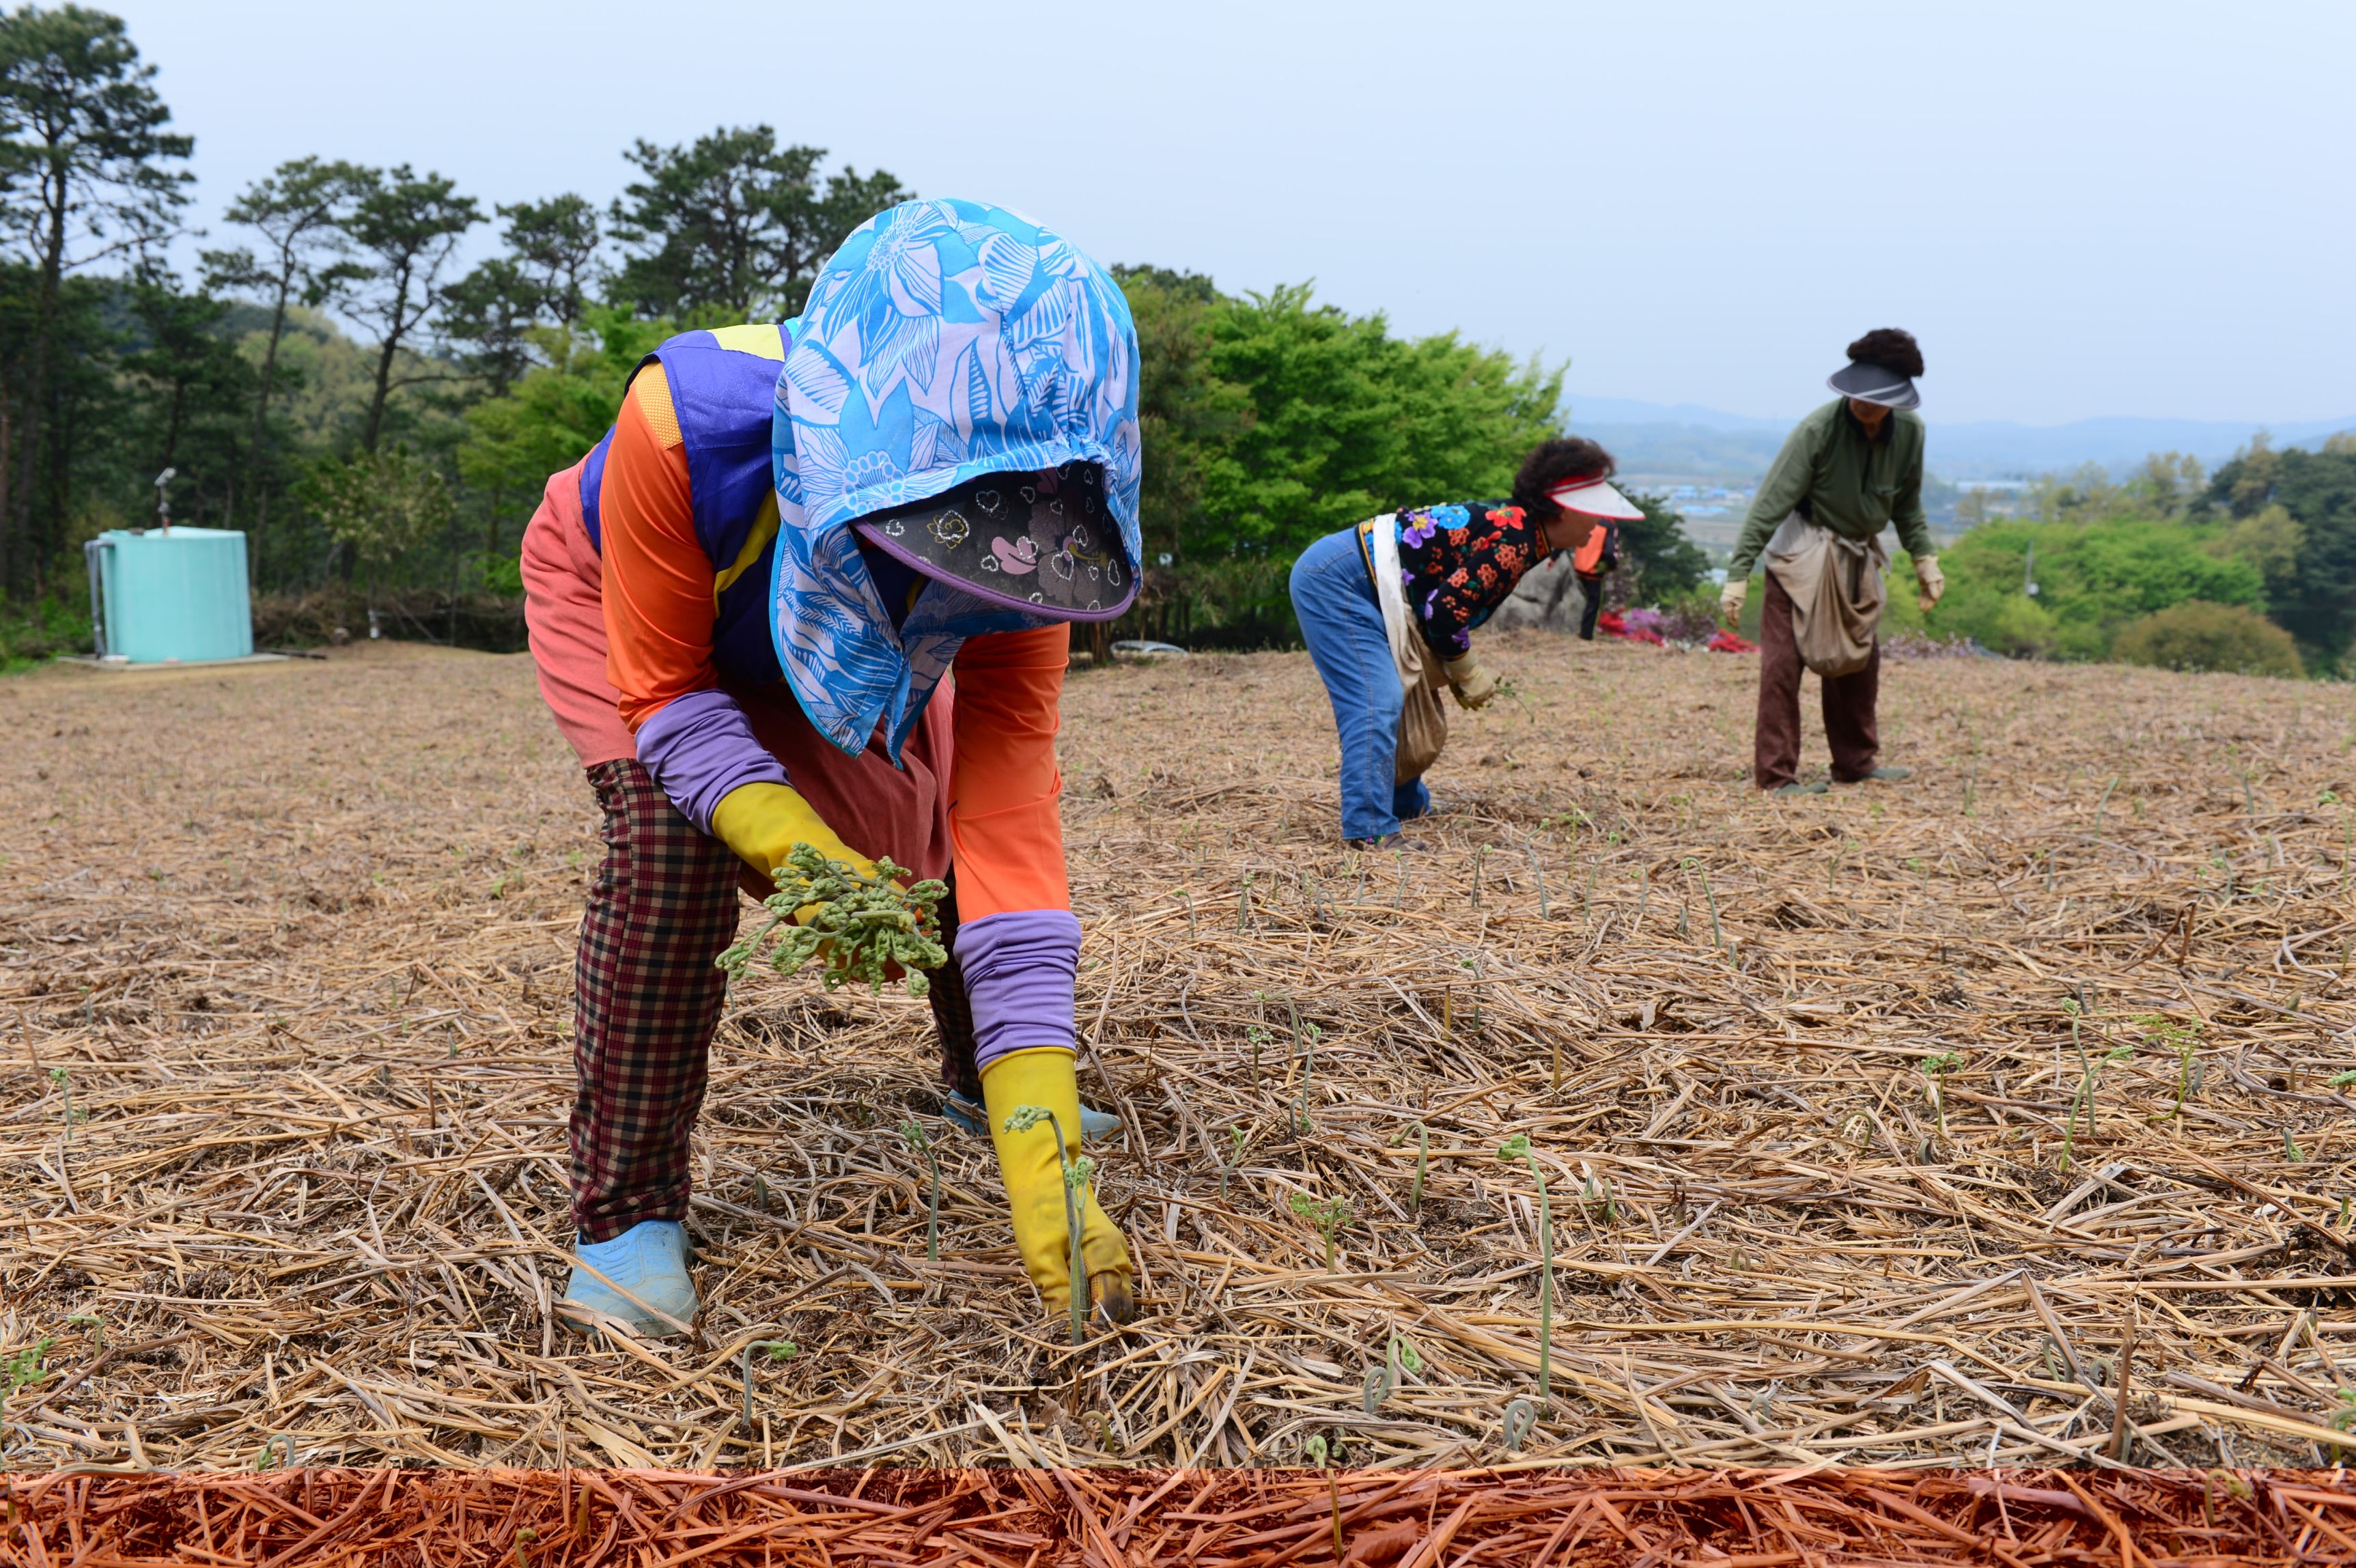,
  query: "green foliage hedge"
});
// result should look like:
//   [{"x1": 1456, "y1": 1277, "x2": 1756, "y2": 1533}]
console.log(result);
[
  {"x1": 1926, "y1": 520, "x2": 2263, "y2": 660},
  {"x1": 0, "y1": 597, "x2": 93, "y2": 672},
  {"x1": 1110, "y1": 271, "x2": 1708, "y2": 647},
  {"x1": 1911, "y1": 438, "x2": 2353, "y2": 675},
  {"x1": 1199, "y1": 283, "x2": 1562, "y2": 558},
  {"x1": 1119, "y1": 272, "x2": 1562, "y2": 568},
  {"x1": 2111, "y1": 601, "x2": 2302, "y2": 677},
  {"x1": 2207, "y1": 439, "x2": 2356, "y2": 667}
]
